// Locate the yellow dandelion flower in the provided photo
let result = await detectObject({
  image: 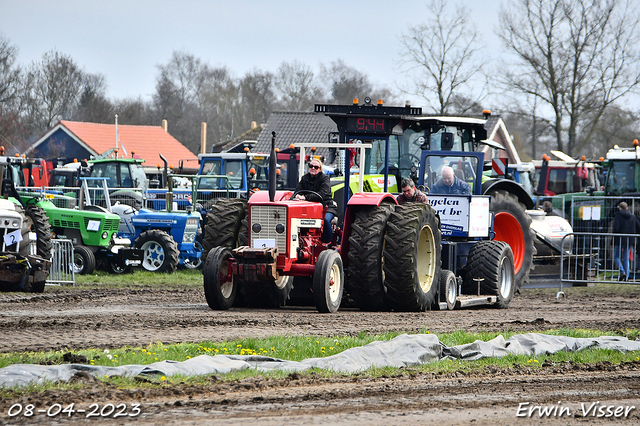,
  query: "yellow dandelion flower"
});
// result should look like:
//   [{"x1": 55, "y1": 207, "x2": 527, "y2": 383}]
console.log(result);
[
  {"x1": 316, "y1": 340, "x2": 320, "y2": 344},
  {"x1": 161, "y1": 376, "x2": 166, "y2": 381},
  {"x1": 237, "y1": 344, "x2": 242, "y2": 348},
  {"x1": 164, "y1": 348, "x2": 168, "y2": 351},
  {"x1": 527, "y1": 359, "x2": 532, "y2": 363},
  {"x1": 534, "y1": 360, "x2": 539, "y2": 363},
  {"x1": 155, "y1": 357, "x2": 158, "y2": 360},
  {"x1": 114, "y1": 354, "x2": 118, "y2": 357},
  {"x1": 187, "y1": 356, "x2": 191, "y2": 359}
]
